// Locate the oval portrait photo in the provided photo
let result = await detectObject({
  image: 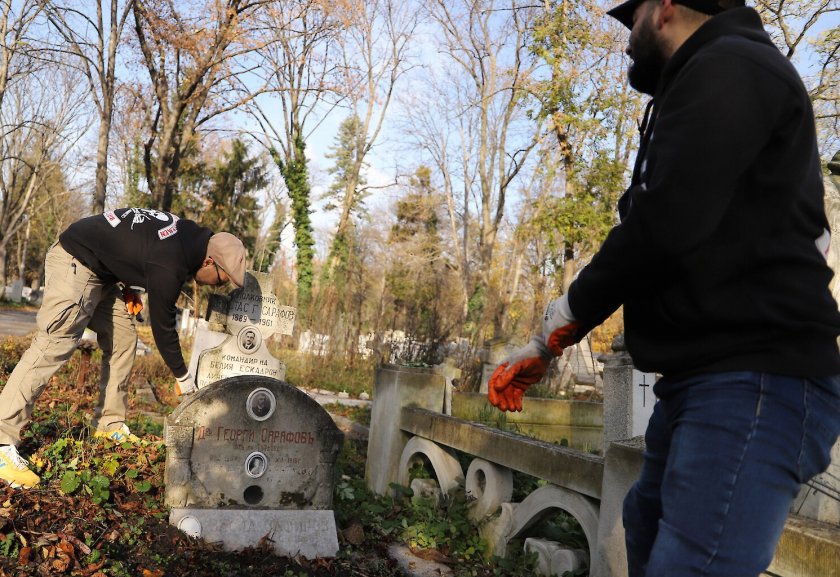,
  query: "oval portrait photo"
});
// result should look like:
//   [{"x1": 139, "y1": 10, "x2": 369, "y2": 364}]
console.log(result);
[{"x1": 246, "y1": 387, "x2": 276, "y2": 421}]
